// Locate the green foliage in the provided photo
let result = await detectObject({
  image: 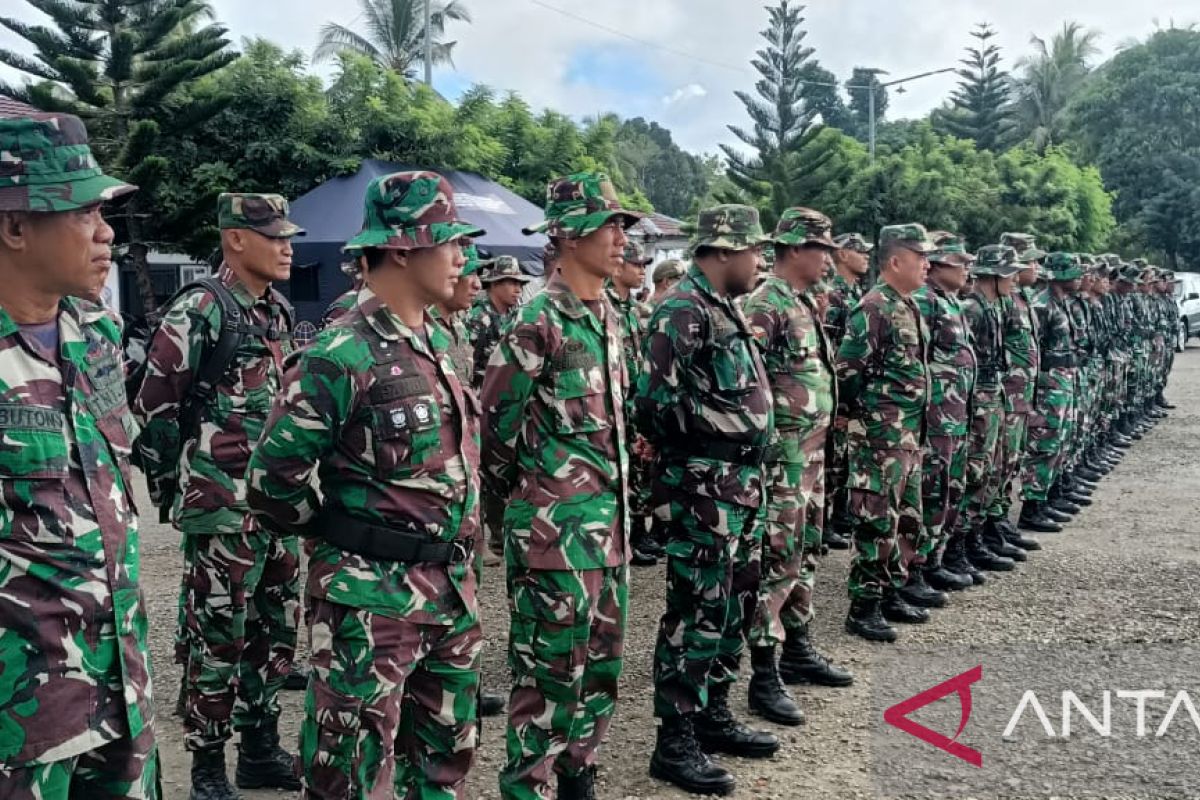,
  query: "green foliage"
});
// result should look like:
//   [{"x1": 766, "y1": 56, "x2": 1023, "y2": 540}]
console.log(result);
[
  {"x1": 1012, "y1": 22, "x2": 1101, "y2": 152},
  {"x1": 934, "y1": 23, "x2": 1016, "y2": 152},
  {"x1": 314, "y1": 0, "x2": 471, "y2": 79},
  {"x1": 613, "y1": 117, "x2": 711, "y2": 218},
  {"x1": 845, "y1": 66, "x2": 889, "y2": 142}
]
